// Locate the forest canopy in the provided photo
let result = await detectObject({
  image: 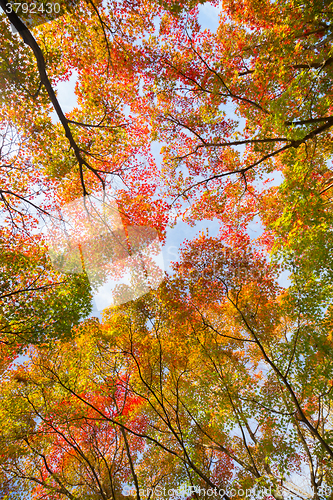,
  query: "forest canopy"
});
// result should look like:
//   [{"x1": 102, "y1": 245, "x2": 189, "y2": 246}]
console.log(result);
[{"x1": 0, "y1": 0, "x2": 333, "y2": 498}]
